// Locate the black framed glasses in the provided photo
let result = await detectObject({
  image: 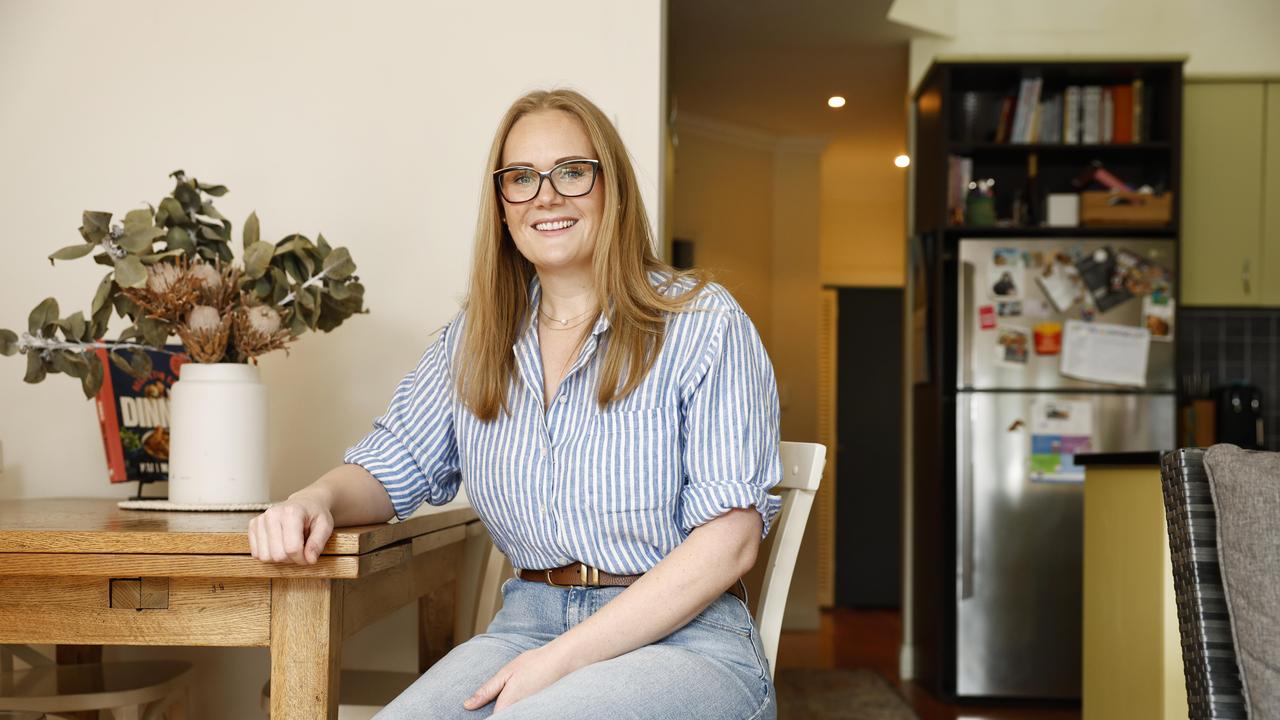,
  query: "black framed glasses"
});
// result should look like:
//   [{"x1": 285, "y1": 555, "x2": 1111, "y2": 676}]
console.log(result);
[{"x1": 493, "y1": 159, "x2": 600, "y2": 203}]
